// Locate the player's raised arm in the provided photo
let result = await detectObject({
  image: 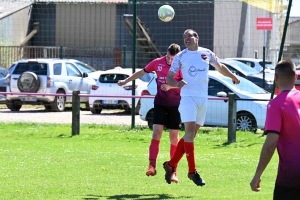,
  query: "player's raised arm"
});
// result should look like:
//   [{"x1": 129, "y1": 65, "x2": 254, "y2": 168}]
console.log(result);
[{"x1": 117, "y1": 69, "x2": 146, "y2": 86}]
